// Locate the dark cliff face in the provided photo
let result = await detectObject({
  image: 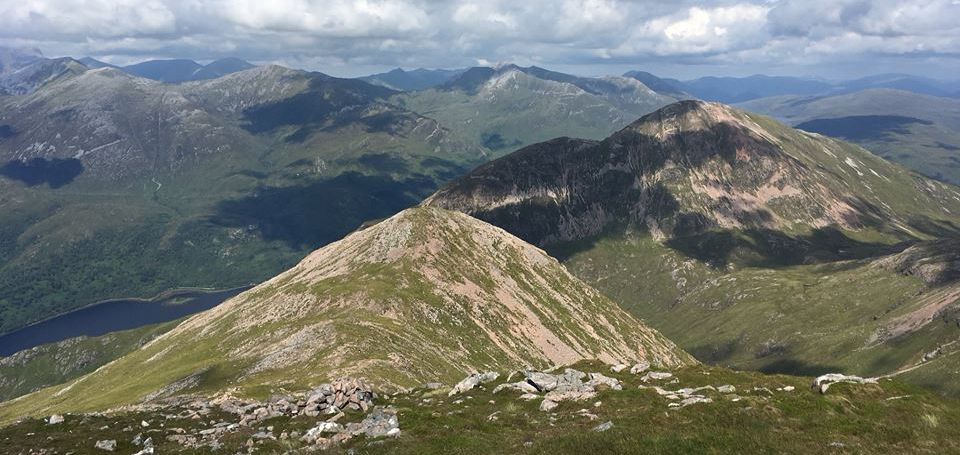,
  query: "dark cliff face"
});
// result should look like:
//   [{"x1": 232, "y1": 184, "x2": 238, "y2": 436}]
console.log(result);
[{"x1": 426, "y1": 100, "x2": 960, "y2": 247}]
